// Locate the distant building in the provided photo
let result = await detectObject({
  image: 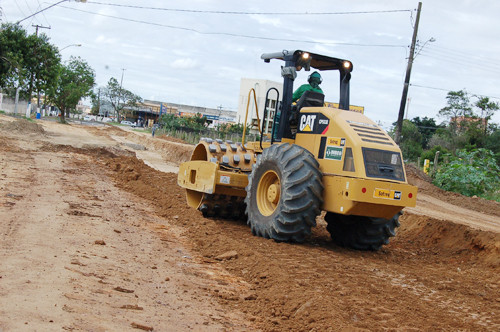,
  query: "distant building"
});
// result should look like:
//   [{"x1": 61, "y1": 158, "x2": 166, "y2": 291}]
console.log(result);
[
  {"x1": 122, "y1": 100, "x2": 237, "y2": 126},
  {"x1": 237, "y1": 78, "x2": 283, "y2": 134},
  {"x1": 451, "y1": 116, "x2": 487, "y2": 129}
]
